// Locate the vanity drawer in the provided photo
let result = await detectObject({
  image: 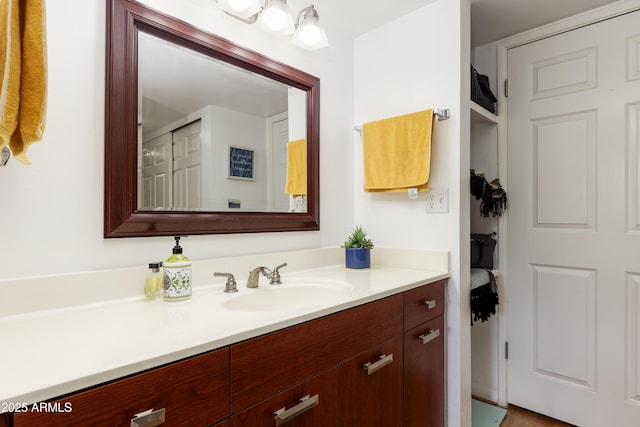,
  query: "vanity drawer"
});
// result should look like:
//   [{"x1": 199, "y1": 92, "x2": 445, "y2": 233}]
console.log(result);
[
  {"x1": 230, "y1": 294, "x2": 403, "y2": 413},
  {"x1": 13, "y1": 348, "x2": 229, "y2": 427},
  {"x1": 230, "y1": 367, "x2": 339, "y2": 427},
  {"x1": 404, "y1": 280, "x2": 445, "y2": 331}
]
